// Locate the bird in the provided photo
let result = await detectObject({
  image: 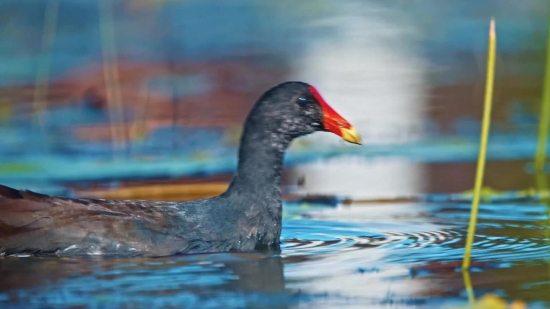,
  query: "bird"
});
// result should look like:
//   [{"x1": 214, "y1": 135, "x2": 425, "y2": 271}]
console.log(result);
[{"x1": 0, "y1": 81, "x2": 361, "y2": 257}]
